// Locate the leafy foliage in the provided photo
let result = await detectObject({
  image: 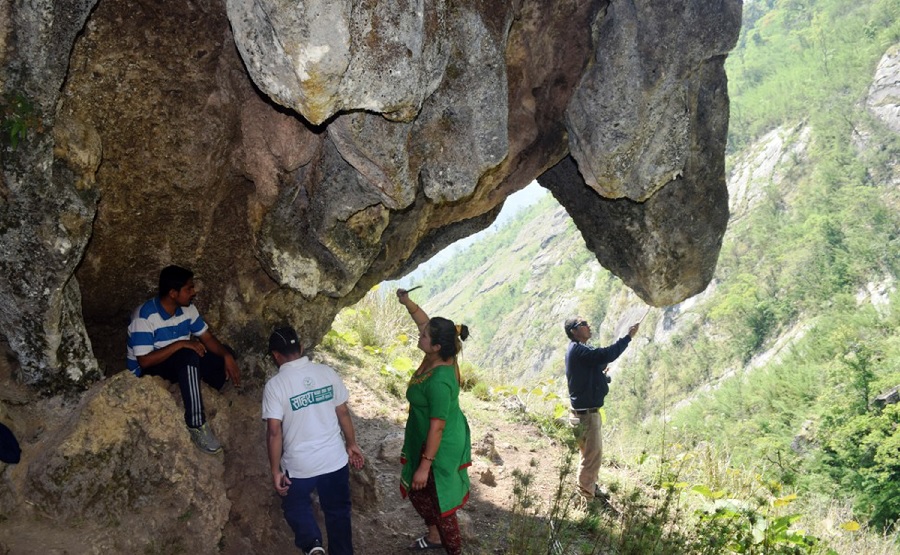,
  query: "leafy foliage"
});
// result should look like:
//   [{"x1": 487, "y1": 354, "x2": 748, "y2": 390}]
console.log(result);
[
  {"x1": 726, "y1": 0, "x2": 900, "y2": 153},
  {"x1": 506, "y1": 441, "x2": 840, "y2": 555},
  {"x1": 1, "y1": 91, "x2": 43, "y2": 149},
  {"x1": 816, "y1": 404, "x2": 900, "y2": 529}
]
